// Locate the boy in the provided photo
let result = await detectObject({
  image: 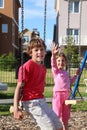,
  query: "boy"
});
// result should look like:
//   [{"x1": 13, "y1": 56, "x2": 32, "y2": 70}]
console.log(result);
[{"x1": 13, "y1": 38, "x2": 63, "y2": 130}]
